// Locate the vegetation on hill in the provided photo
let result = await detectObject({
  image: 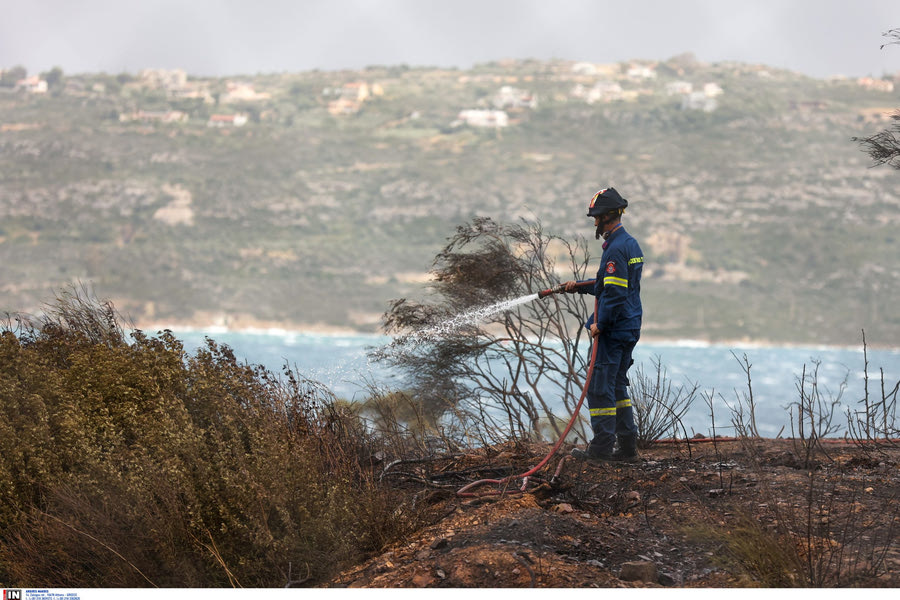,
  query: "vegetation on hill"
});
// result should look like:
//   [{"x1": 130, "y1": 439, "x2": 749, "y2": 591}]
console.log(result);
[{"x1": 1, "y1": 56, "x2": 899, "y2": 345}]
